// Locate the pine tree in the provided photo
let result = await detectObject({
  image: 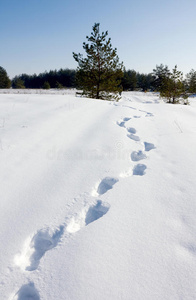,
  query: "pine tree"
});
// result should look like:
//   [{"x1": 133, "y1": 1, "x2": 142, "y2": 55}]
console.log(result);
[
  {"x1": 12, "y1": 77, "x2": 25, "y2": 89},
  {"x1": 0, "y1": 66, "x2": 11, "y2": 88},
  {"x1": 73, "y1": 23, "x2": 124, "y2": 100},
  {"x1": 56, "y1": 81, "x2": 64, "y2": 89},
  {"x1": 160, "y1": 65, "x2": 186, "y2": 104},
  {"x1": 122, "y1": 70, "x2": 137, "y2": 91},
  {"x1": 186, "y1": 69, "x2": 196, "y2": 94},
  {"x1": 43, "y1": 81, "x2": 50, "y2": 89},
  {"x1": 152, "y1": 64, "x2": 171, "y2": 92}
]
